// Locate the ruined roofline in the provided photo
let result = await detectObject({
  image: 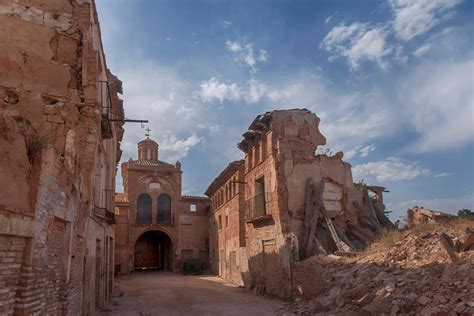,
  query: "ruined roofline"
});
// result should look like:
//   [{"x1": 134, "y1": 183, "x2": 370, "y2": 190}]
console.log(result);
[
  {"x1": 205, "y1": 160, "x2": 245, "y2": 197},
  {"x1": 237, "y1": 108, "x2": 316, "y2": 152}
]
